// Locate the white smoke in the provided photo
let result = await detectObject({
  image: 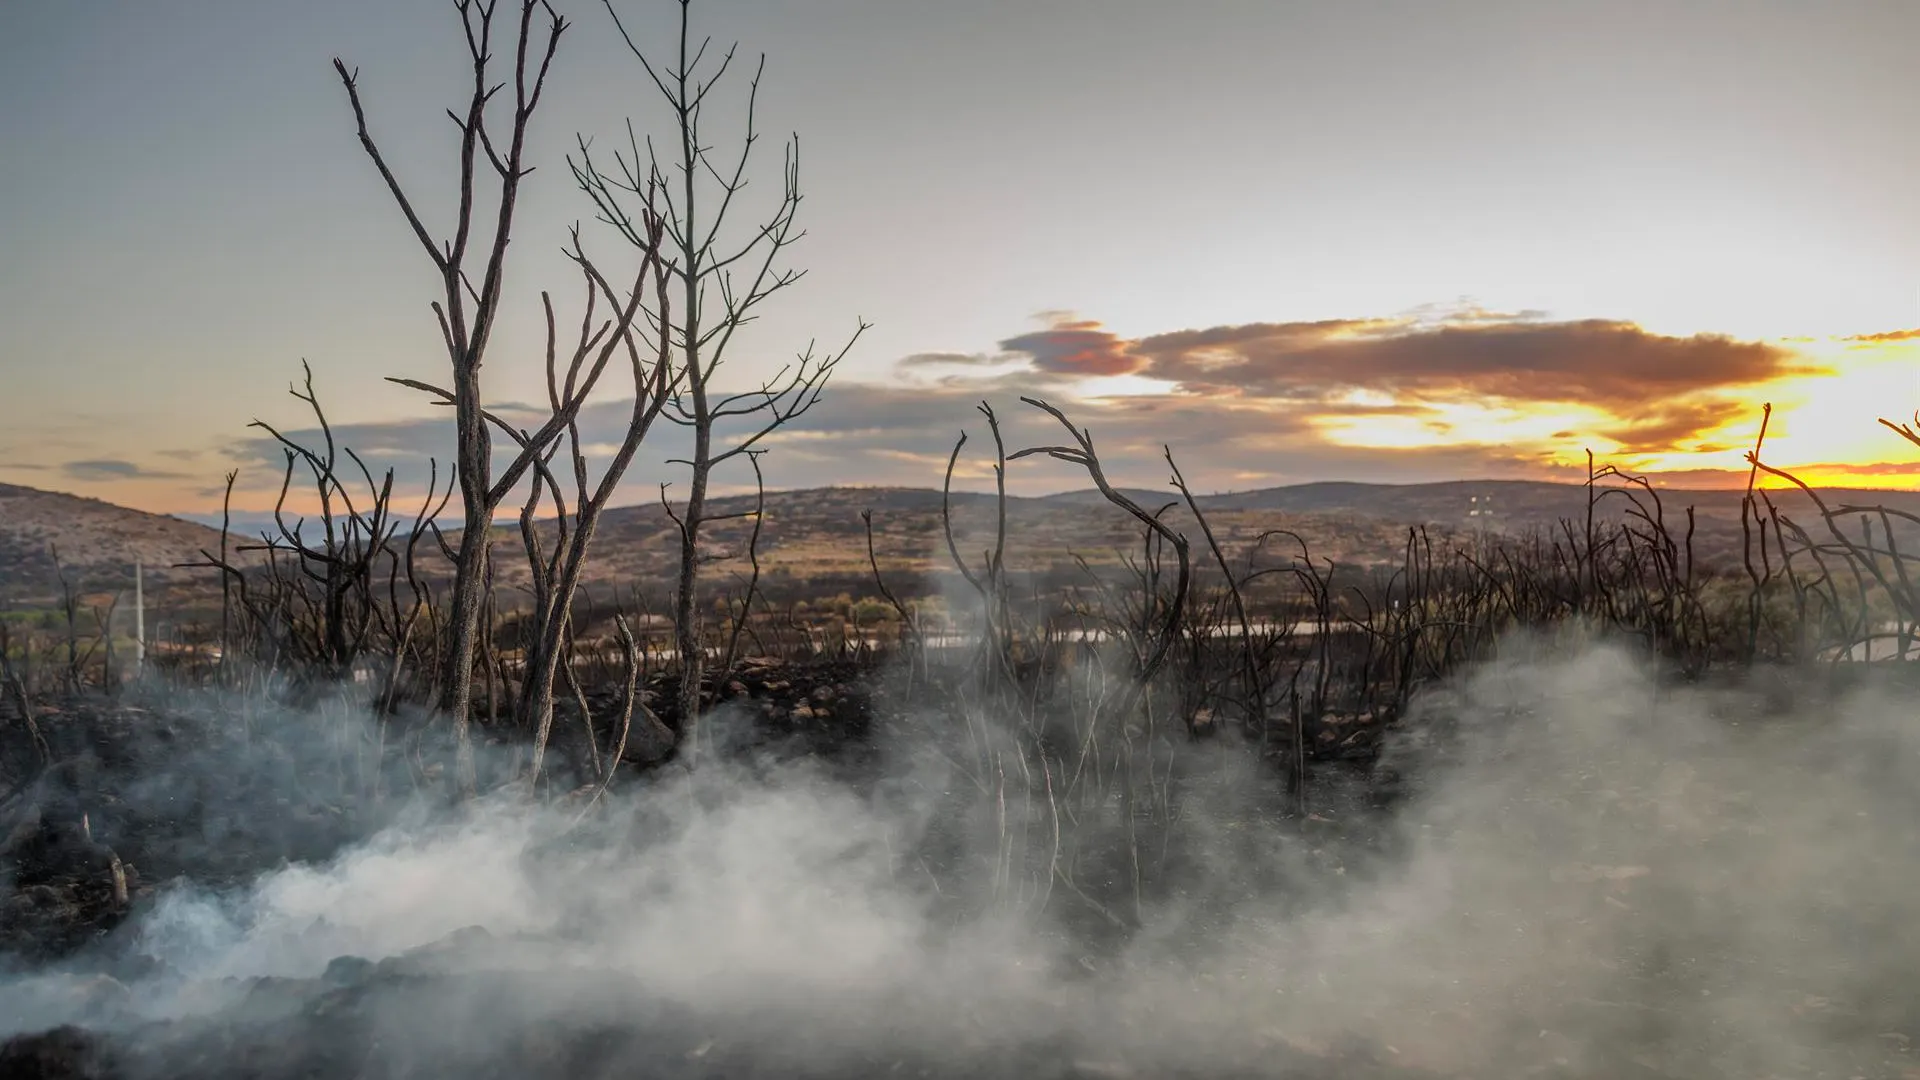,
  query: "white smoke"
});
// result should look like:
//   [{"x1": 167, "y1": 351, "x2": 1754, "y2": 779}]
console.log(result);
[{"x1": 3, "y1": 639, "x2": 1916, "y2": 1078}]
